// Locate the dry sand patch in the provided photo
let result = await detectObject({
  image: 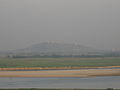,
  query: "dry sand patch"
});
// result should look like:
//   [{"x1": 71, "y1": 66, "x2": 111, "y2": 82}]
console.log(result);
[{"x1": 0, "y1": 69, "x2": 120, "y2": 78}]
